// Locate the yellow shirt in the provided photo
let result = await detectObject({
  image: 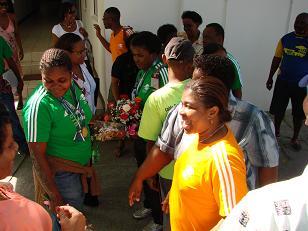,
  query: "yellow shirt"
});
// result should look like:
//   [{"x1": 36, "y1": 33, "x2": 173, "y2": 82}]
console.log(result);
[
  {"x1": 110, "y1": 29, "x2": 128, "y2": 62},
  {"x1": 169, "y1": 128, "x2": 248, "y2": 231}
]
